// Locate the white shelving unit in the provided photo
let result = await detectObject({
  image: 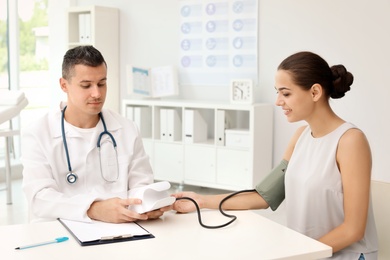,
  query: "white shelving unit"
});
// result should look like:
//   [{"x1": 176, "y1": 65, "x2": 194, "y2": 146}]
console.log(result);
[
  {"x1": 66, "y1": 5, "x2": 120, "y2": 112},
  {"x1": 122, "y1": 99, "x2": 274, "y2": 191}
]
